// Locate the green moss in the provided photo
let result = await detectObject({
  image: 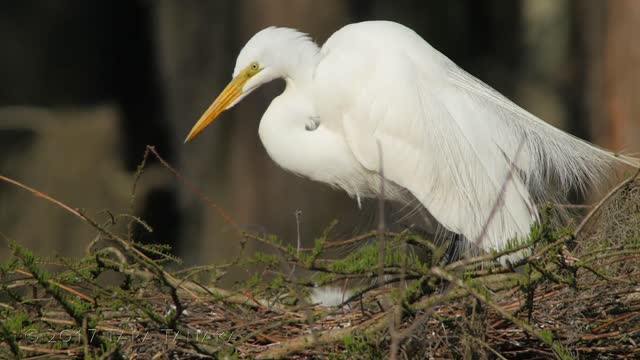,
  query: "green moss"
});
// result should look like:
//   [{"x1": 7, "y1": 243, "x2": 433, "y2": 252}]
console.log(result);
[
  {"x1": 339, "y1": 333, "x2": 384, "y2": 360},
  {"x1": 327, "y1": 241, "x2": 421, "y2": 275}
]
